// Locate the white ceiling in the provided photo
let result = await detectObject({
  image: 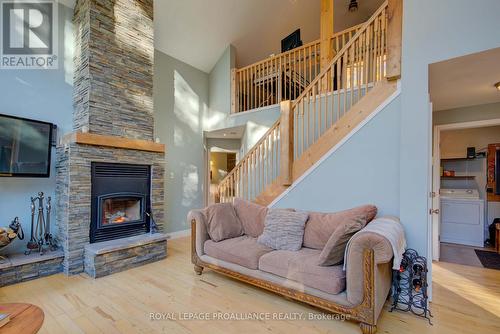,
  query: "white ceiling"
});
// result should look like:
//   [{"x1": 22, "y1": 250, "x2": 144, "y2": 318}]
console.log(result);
[
  {"x1": 430, "y1": 47, "x2": 500, "y2": 111},
  {"x1": 205, "y1": 125, "x2": 246, "y2": 139},
  {"x1": 154, "y1": 0, "x2": 383, "y2": 73}
]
